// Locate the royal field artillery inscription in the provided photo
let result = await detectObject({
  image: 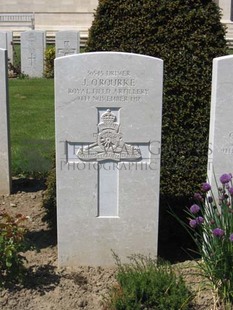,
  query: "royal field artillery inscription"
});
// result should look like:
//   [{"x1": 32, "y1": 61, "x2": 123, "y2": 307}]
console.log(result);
[{"x1": 55, "y1": 52, "x2": 163, "y2": 266}]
